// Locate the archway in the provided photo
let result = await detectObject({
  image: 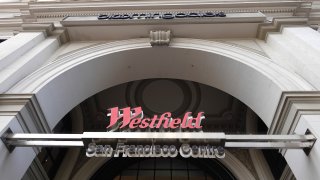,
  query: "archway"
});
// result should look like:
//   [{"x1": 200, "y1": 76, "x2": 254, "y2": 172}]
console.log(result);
[
  {"x1": 55, "y1": 78, "x2": 258, "y2": 180},
  {"x1": 7, "y1": 38, "x2": 310, "y2": 179},
  {"x1": 7, "y1": 38, "x2": 313, "y2": 131}
]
